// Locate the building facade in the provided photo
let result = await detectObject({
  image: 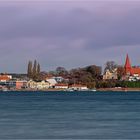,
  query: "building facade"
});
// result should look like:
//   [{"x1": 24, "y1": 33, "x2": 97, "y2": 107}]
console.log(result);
[
  {"x1": 27, "y1": 80, "x2": 50, "y2": 90},
  {"x1": 69, "y1": 84, "x2": 88, "y2": 91},
  {"x1": 55, "y1": 84, "x2": 68, "y2": 89},
  {"x1": 103, "y1": 68, "x2": 118, "y2": 80}
]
